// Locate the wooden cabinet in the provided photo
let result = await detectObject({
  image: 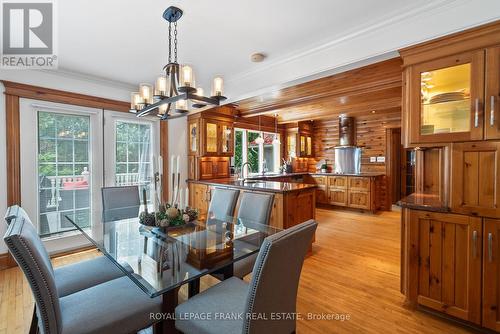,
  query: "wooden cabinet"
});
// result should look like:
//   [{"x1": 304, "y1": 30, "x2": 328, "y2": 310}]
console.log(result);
[
  {"x1": 188, "y1": 183, "x2": 211, "y2": 218},
  {"x1": 405, "y1": 51, "x2": 485, "y2": 144},
  {"x1": 187, "y1": 107, "x2": 235, "y2": 180},
  {"x1": 285, "y1": 121, "x2": 314, "y2": 159},
  {"x1": 328, "y1": 188, "x2": 347, "y2": 206},
  {"x1": 199, "y1": 158, "x2": 230, "y2": 180},
  {"x1": 324, "y1": 175, "x2": 378, "y2": 211},
  {"x1": 483, "y1": 219, "x2": 500, "y2": 331},
  {"x1": 451, "y1": 142, "x2": 500, "y2": 217},
  {"x1": 329, "y1": 176, "x2": 347, "y2": 188},
  {"x1": 311, "y1": 175, "x2": 327, "y2": 204},
  {"x1": 400, "y1": 24, "x2": 500, "y2": 146},
  {"x1": 406, "y1": 210, "x2": 482, "y2": 324},
  {"x1": 485, "y1": 46, "x2": 500, "y2": 140},
  {"x1": 347, "y1": 190, "x2": 371, "y2": 209}
]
